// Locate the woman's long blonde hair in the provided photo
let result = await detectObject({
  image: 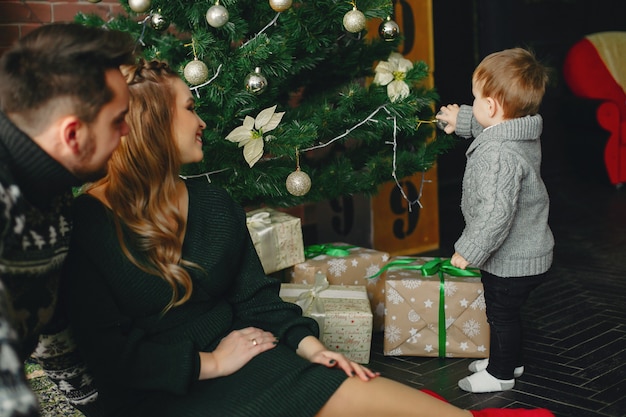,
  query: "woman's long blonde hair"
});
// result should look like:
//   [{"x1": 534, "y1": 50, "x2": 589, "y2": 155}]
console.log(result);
[{"x1": 89, "y1": 59, "x2": 197, "y2": 312}]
